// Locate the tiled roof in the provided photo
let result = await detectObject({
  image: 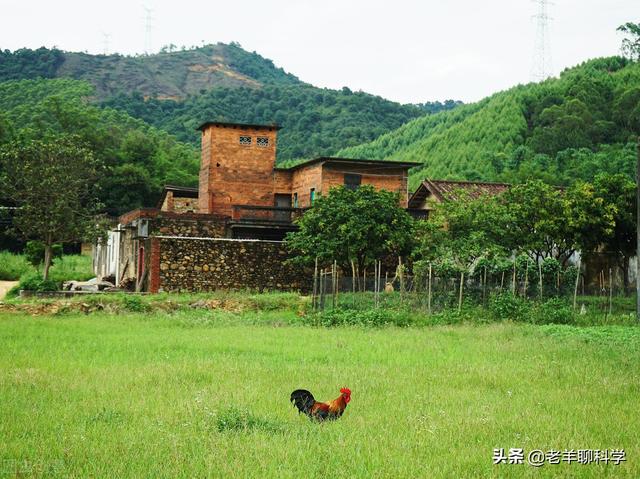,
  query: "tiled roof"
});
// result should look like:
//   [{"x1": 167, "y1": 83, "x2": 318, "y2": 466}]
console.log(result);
[
  {"x1": 409, "y1": 179, "x2": 510, "y2": 208},
  {"x1": 425, "y1": 179, "x2": 510, "y2": 201}
]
